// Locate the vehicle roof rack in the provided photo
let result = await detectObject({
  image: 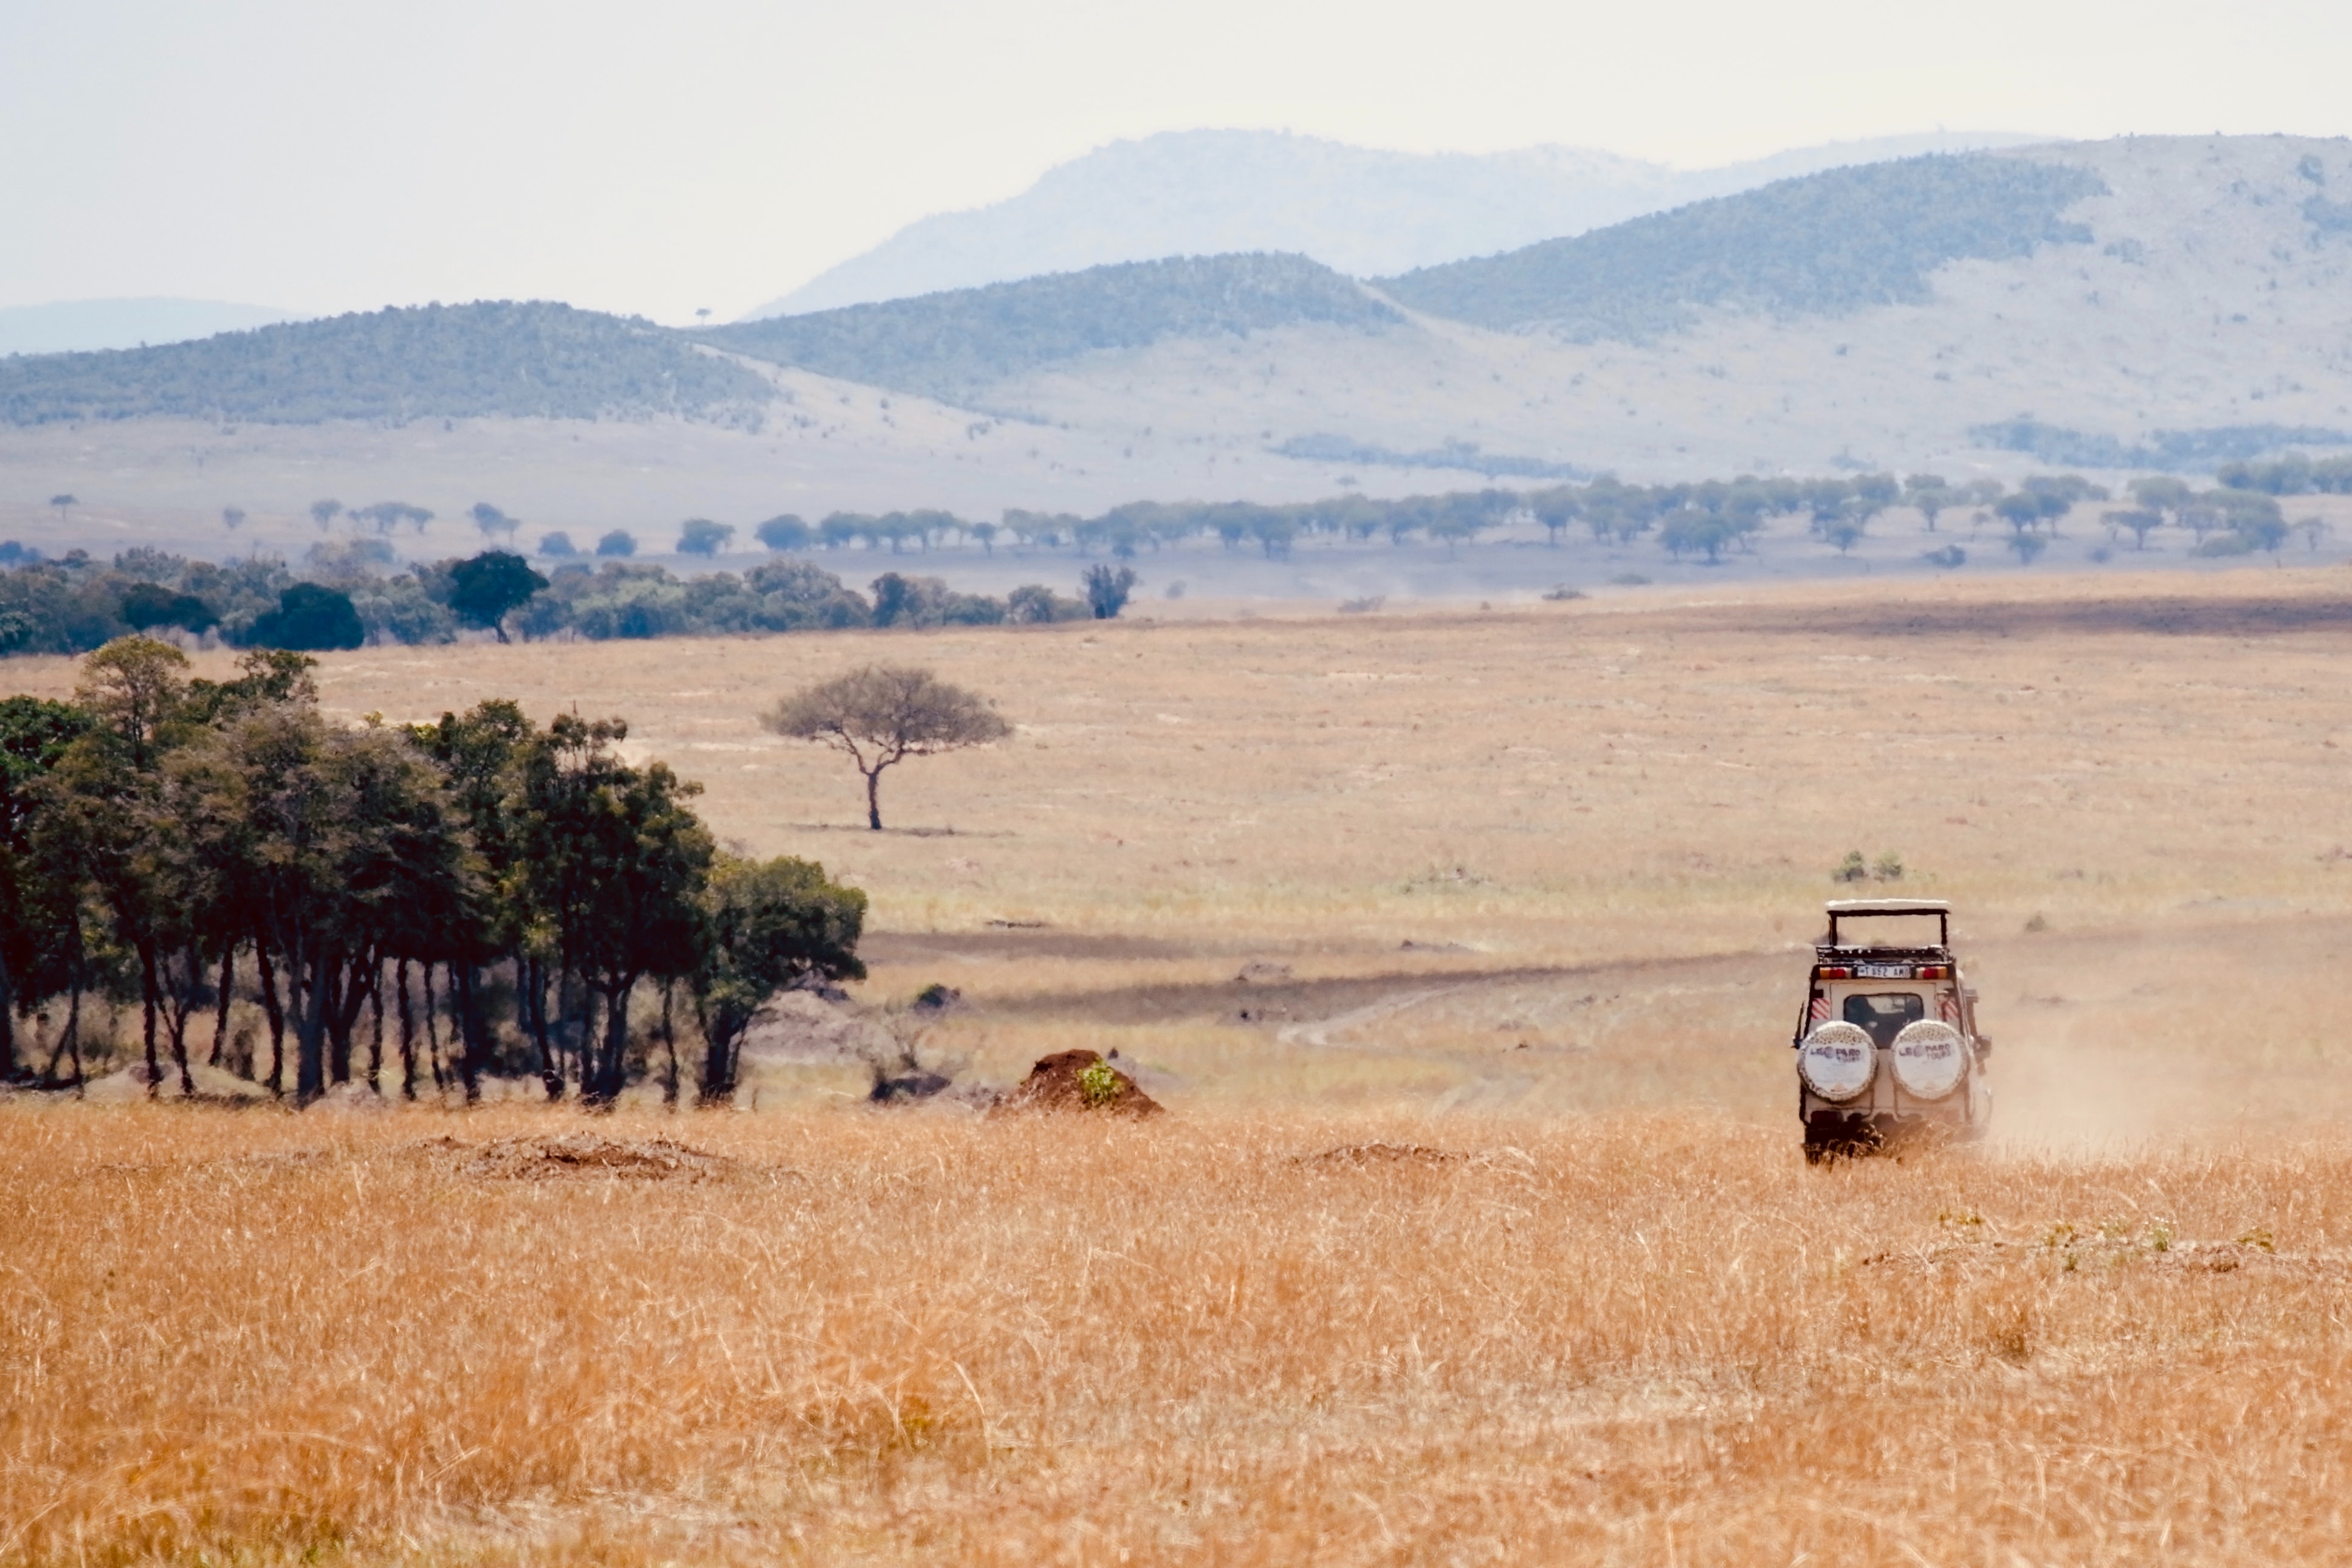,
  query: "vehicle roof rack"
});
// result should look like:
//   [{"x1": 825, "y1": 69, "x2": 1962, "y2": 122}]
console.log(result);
[{"x1": 1822, "y1": 899, "x2": 1950, "y2": 950}]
